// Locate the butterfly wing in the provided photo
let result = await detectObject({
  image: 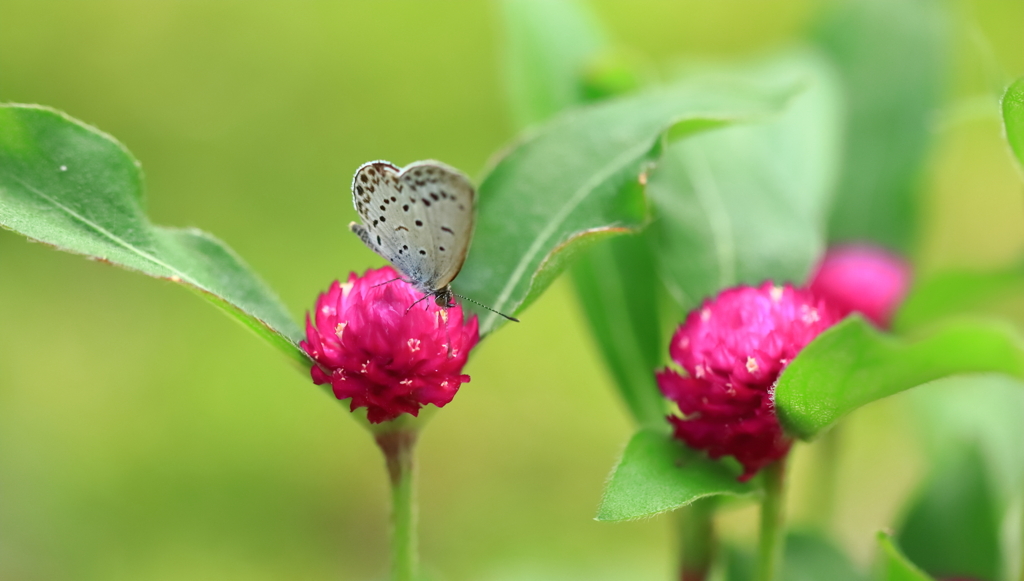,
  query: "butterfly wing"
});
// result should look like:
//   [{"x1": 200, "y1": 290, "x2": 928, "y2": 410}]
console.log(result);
[
  {"x1": 396, "y1": 161, "x2": 475, "y2": 291},
  {"x1": 350, "y1": 160, "x2": 403, "y2": 262},
  {"x1": 350, "y1": 160, "x2": 476, "y2": 294}
]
